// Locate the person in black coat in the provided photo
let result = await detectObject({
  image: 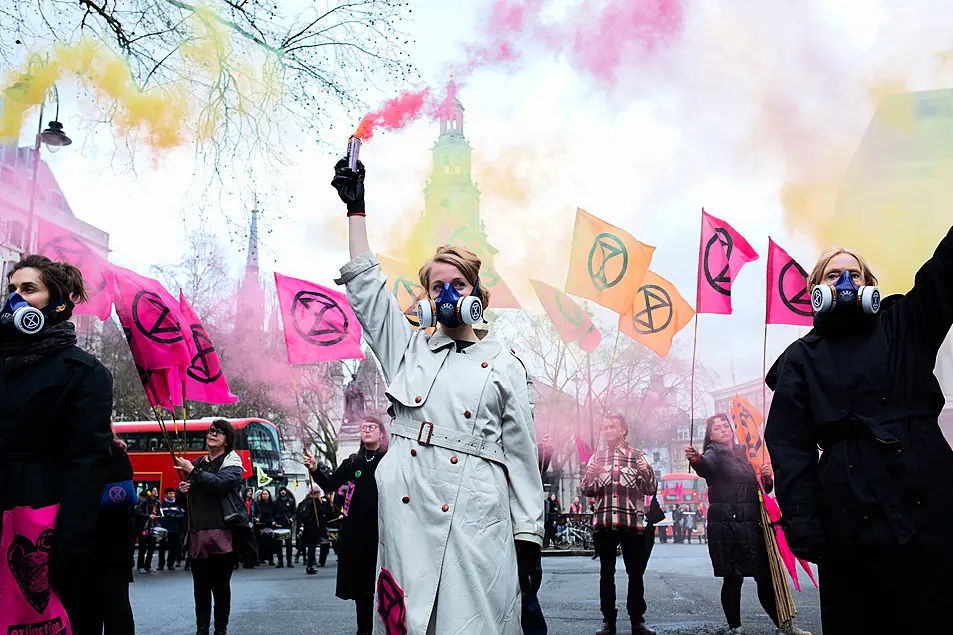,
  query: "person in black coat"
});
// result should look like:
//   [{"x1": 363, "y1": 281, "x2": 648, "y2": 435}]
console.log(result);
[
  {"x1": 0, "y1": 255, "x2": 113, "y2": 631},
  {"x1": 77, "y1": 430, "x2": 138, "y2": 634},
  {"x1": 297, "y1": 485, "x2": 331, "y2": 574},
  {"x1": 686, "y1": 415, "x2": 810, "y2": 635},
  {"x1": 134, "y1": 490, "x2": 158, "y2": 572},
  {"x1": 254, "y1": 490, "x2": 278, "y2": 565},
  {"x1": 274, "y1": 486, "x2": 296, "y2": 568},
  {"x1": 158, "y1": 488, "x2": 185, "y2": 571},
  {"x1": 765, "y1": 228, "x2": 953, "y2": 635},
  {"x1": 304, "y1": 415, "x2": 386, "y2": 635}
]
